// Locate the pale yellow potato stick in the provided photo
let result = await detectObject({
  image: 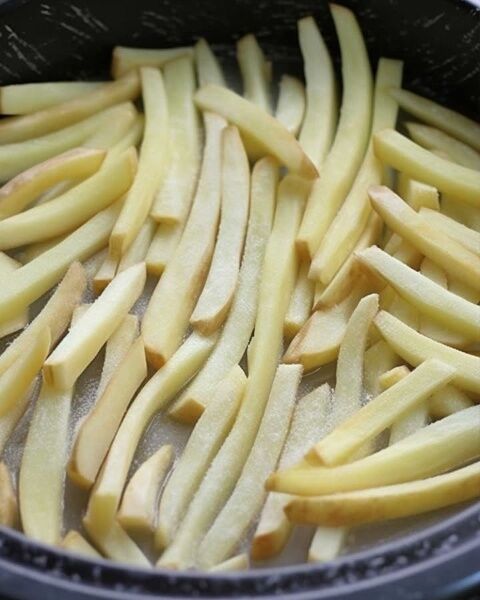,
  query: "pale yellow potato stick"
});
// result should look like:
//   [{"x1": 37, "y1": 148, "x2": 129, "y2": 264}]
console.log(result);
[
  {"x1": 374, "y1": 310, "x2": 480, "y2": 394},
  {"x1": 442, "y1": 195, "x2": 480, "y2": 234},
  {"x1": 405, "y1": 122, "x2": 480, "y2": 171},
  {"x1": 110, "y1": 69, "x2": 169, "y2": 257},
  {"x1": 284, "y1": 261, "x2": 315, "y2": 339},
  {"x1": 297, "y1": 4, "x2": 373, "y2": 258},
  {"x1": 297, "y1": 16, "x2": 336, "y2": 169},
  {"x1": 0, "y1": 253, "x2": 28, "y2": 338},
  {"x1": 108, "y1": 114, "x2": 145, "y2": 155},
  {"x1": 150, "y1": 56, "x2": 200, "y2": 223},
  {"x1": 395, "y1": 173, "x2": 440, "y2": 211},
  {"x1": 419, "y1": 208, "x2": 480, "y2": 256},
  {"x1": 429, "y1": 386, "x2": 474, "y2": 419},
  {"x1": 269, "y1": 405, "x2": 480, "y2": 496},
  {"x1": 83, "y1": 518, "x2": 149, "y2": 566},
  {"x1": 118, "y1": 445, "x2": 174, "y2": 534},
  {"x1": 145, "y1": 222, "x2": 181, "y2": 276},
  {"x1": 92, "y1": 253, "x2": 119, "y2": 295},
  {"x1": 308, "y1": 527, "x2": 347, "y2": 563},
  {"x1": 373, "y1": 130, "x2": 480, "y2": 206},
  {"x1": 194, "y1": 39, "x2": 227, "y2": 88},
  {"x1": 0, "y1": 147, "x2": 106, "y2": 219},
  {"x1": 310, "y1": 58, "x2": 402, "y2": 283},
  {"x1": 197, "y1": 364, "x2": 302, "y2": 569},
  {"x1": 0, "y1": 385, "x2": 34, "y2": 454},
  {"x1": 0, "y1": 148, "x2": 136, "y2": 250},
  {"x1": 62, "y1": 531, "x2": 101, "y2": 559},
  {"x1": 0, "y1": 72, "x2": 140, "y2": 144},
  {"x1": 390, "y1": 88, "x2": 480, "y2": 151},
  {"x1": 169, "y1": 158, "x2": 276, "y2": 423},
  {"x1": 142, "y1": 113, "x2": 226, "y2": 368},
  {"x1": 44, "y1": 263, "x2": 146, "y2": 390},
  {"x1": 275, "y1": 75, "x2": 305, "y2": 136},
  {"x1": 237, "y1": 34, "x2": 272, "y2": 113},
  {"x1": 111, "y1": 45, "x2": 193, "y2": 78},
  {"x1": 191, "y1": 127, "x2": 250, "y2": 334},
  {"x1": 363, "y1": 340, "x2": 402, "y2": 400},
  {"x1": 209, "y1": 554, "x2": 249, "y2": 572},
  {"x1": 83, "y1": 103, "x2": 138, "y2": 151},
  {"x1": 118, "y1": 218, "x2": 156, "y2": 273},
  {"x1": 0, "y1": 463, "x2": 17, "y2": 527},
  {"x1": 309, "y1": 359, "x2": 455, "y2": 466},
  {"x1": 156, "y1": 367, "x2": 245, "y2": 549},
  {"x1": 369, "y1": 186, "x2": 480, "y2": 291},
  {"x1": 194, "y1": 86, "x2": 317, "y2": 179}
]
